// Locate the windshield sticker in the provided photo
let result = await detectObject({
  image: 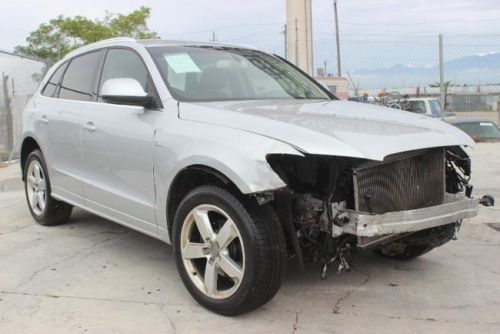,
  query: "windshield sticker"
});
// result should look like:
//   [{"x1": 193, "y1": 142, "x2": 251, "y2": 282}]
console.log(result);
[
  {"x1": 480, "y1": 122, "x2": 493, "y2": 127},
  {"x1": 164, "y1": 53, "x2": 201, "y2": 73}
]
